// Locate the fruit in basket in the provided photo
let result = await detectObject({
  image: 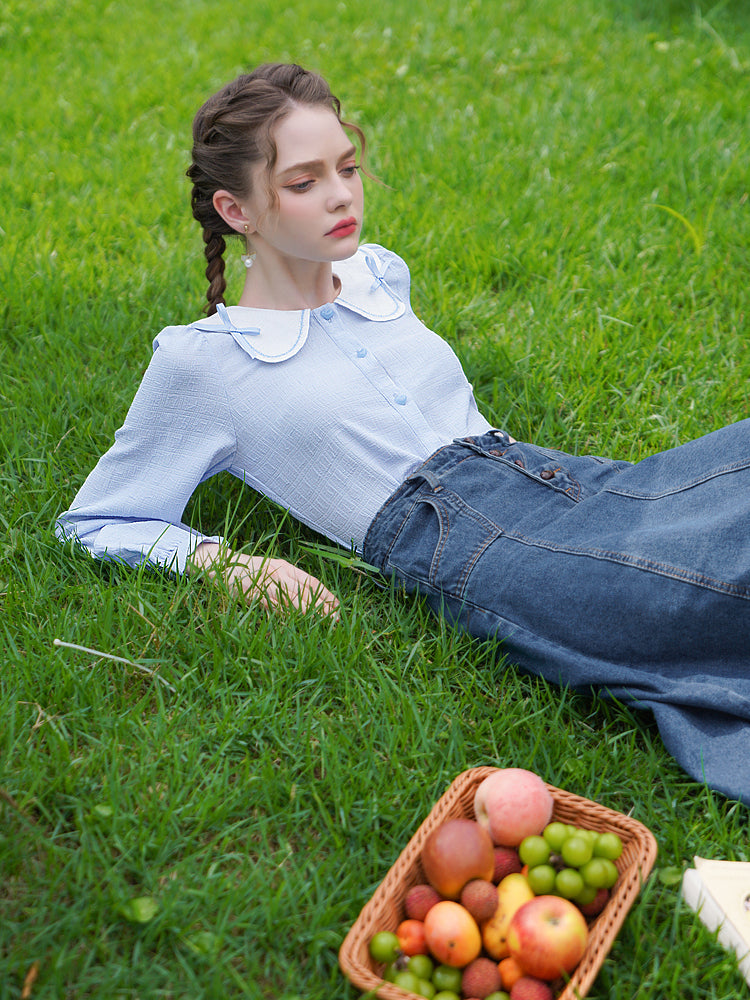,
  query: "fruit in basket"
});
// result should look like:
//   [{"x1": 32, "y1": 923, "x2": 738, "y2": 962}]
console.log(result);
[
  {"x1": 461, "y1": 956, "x2": 503, "y2": 998},
  {"x1": 492, "y1": 846, "x2": 523, "y2": 882},
  {"x1": 509, "y1": 976, "x2": 554, "y2": 1000},
  {"x1": 518, "y1": 836, "x2": 550, "y2": 869},
  {"x1": 481, "y1": 873, "x2": 534, "y2": 960},
  {"x1": 397, "y1": 918, "x2": 429, "y2": 955},
  {"x1": 525, "y1": 864, "x2": 556, "y2": 895},
  {"x1": 507, "y1": 895, "x2": 588, "y2": 980},
  {"x1": 497, "y1": 956, "x2": 524, "y2": 990},
  {"x1": 594, "y1": 832, "x2": 623, "y2": 860},
  {"x1": 521, "y1": 824, "x2": 621, "y2": 914},
  {"x1": 421, "y1": 818, "x2": 495, "y2": 899},
  {"x1": 432, "y1": 964, "x2": 462, "y2": 992},
  {"x1": 578, "y1": 887, "x2": 610, "y2": 917},
  {"x1": 406, "y1": 883, "x2": 443, "y2": 921},
  {"x1": 474, "y1": 770, "x2": 553, "y2": 847},
  {"x1": 368, "y1": 930, "x2": 401, "y2": 964},
  {"x1": 393, "y1": 969, "x2": 422, "y2": 994},
  {"x1": 423, "y1": 900, "x2": 482, "y2": 967},
  {"x1": 460, "y1": 879, "x2": 499, "y2": 922}
]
